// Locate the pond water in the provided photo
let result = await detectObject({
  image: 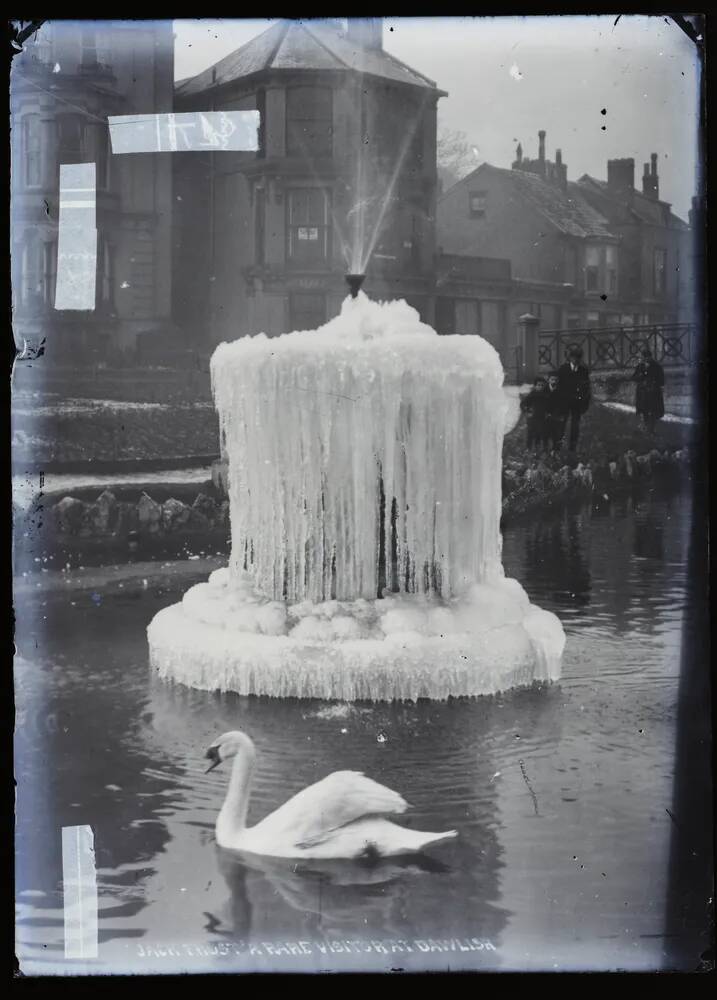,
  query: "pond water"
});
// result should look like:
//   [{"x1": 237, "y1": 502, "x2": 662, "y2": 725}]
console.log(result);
[{"x1": 14, "y1": 489, "x2": 696, "y2": 974}]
